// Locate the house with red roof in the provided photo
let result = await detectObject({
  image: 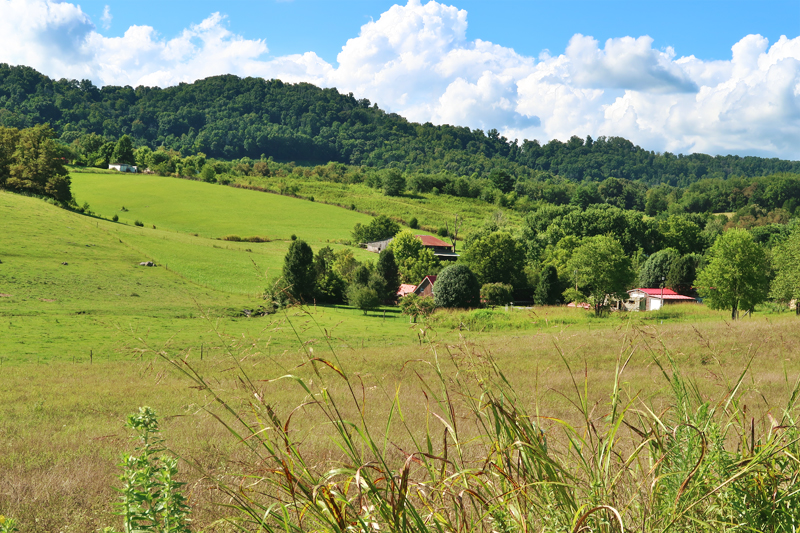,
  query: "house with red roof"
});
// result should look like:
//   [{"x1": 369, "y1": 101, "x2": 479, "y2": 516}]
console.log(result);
[
  {"x1": 625, "y1": 288, "x2": 696, "y2": 311},
  {"x1": 365, "y1": 234, "x2": 459, "y2": 261},
  {"x1": 413, "y1": 275, "x2": 437, "y2": 297},
  {"x1": 396, "y1": 283, "x2": 417, "y2": 298}
]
